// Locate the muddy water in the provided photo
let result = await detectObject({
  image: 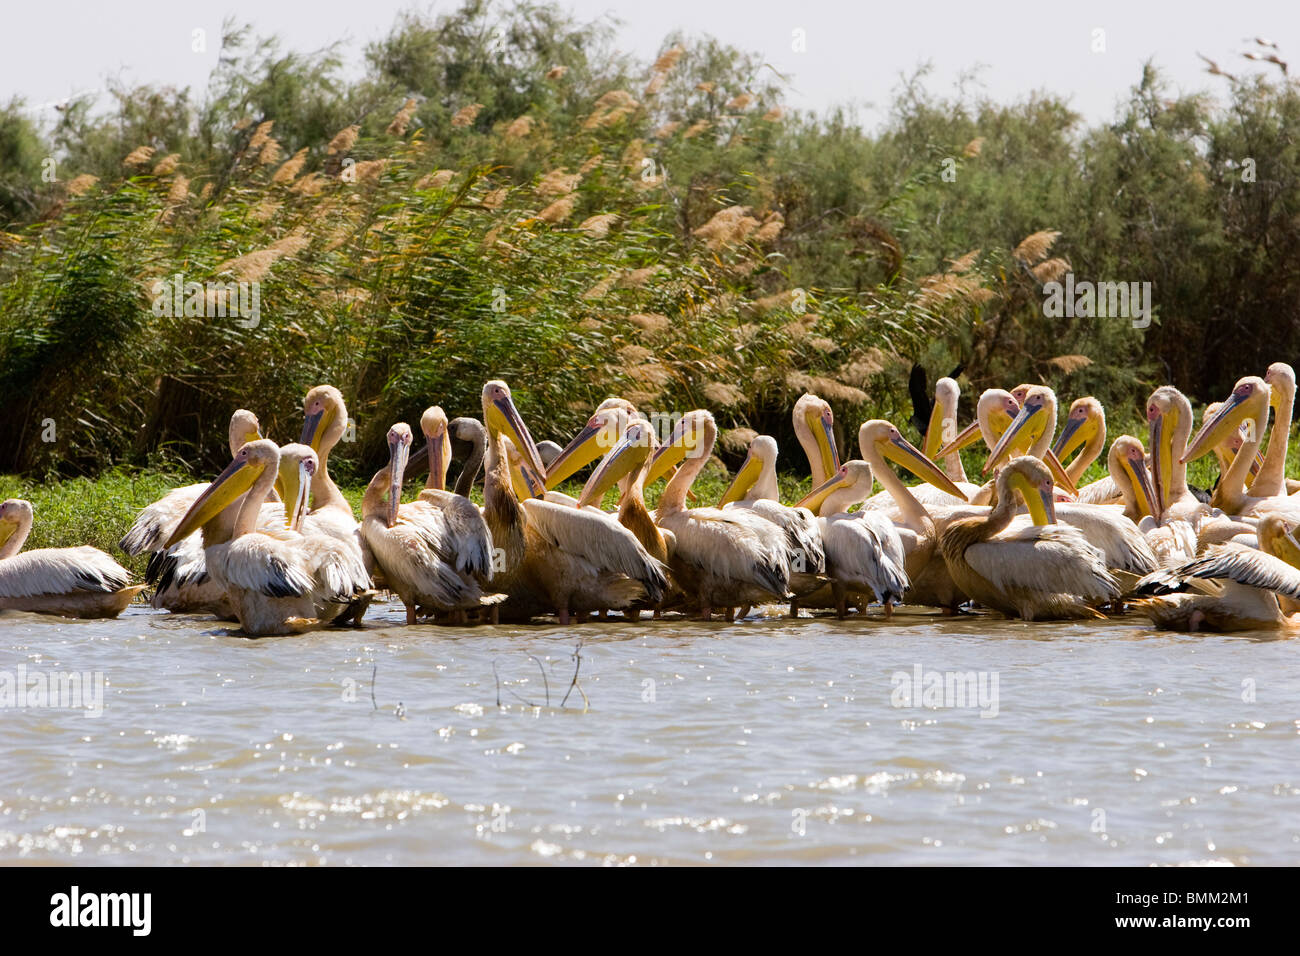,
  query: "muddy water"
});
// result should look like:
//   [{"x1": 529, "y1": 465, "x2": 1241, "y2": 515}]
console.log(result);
[{"x1": 1, "y1": 601, "x2": 1297, "y2": 865}]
